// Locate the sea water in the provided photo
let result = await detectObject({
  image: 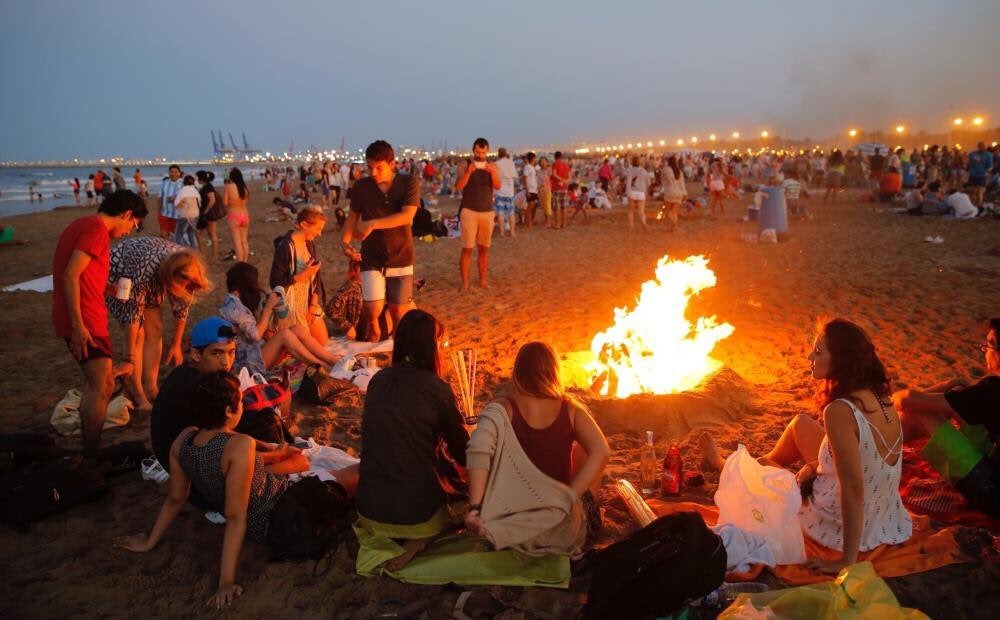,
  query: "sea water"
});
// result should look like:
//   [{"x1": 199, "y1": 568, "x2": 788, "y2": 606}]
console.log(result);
[{"x1": 0, "y1": 165, "x2": 267, "y2": 218}]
